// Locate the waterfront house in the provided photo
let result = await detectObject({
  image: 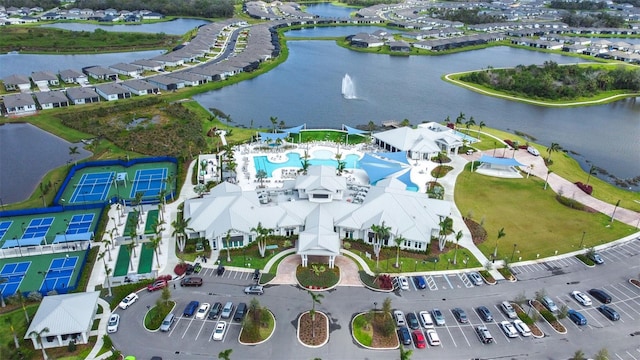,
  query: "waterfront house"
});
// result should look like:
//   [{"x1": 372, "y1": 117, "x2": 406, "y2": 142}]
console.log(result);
[
  {"x1": 3, "y1": 74, "x2": 31, "y2": 91},
  {"x1": 2, "y1": 93, "x2": 37, "y2": 115},
  {"x1": 168, "y1": 71, "x2": 208, "y2": 86},
  {"x1": 131, "y1": 59, "x2": 164, "y2": 72},
  {"x1": 65, "y1": 87, "x2": 100, "y2": 105},
  {"x1": 94, "y1": 83, "x2": 132, "y2": 101},
  {"x1": 59, "y1": 69, "x2": 88, "y2": 84},
  {"x1": 147, "y1": 75, "x2": 185, "y2": 91},
  {"x1": 34, "y1": 90, "x2": 69, "y2": 109},
  {"x1": 109, "y1": 63, "x2": 143, "y2": 77},
  {"x1": 31, "y1": 71, "x2": 59, "y2": 87},
  {"x1": 83, "y1": 66, "x2": 117, "y2": 81}
]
